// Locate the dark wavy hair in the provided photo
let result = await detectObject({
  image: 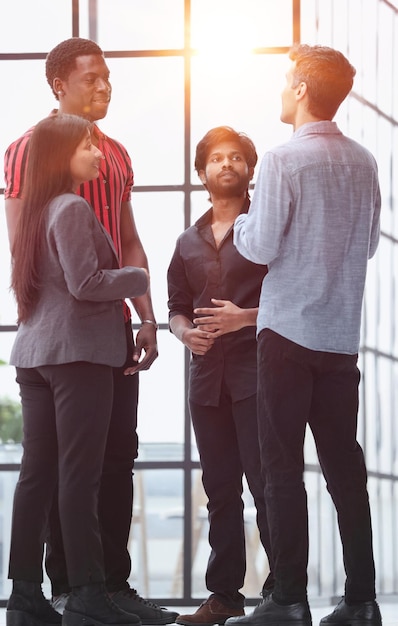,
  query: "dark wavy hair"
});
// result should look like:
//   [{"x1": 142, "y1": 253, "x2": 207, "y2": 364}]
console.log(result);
[
  {"x1": 194, "y1": 126, "x2": 257, "y2": 174},
  {"x1": 289, "y1": 44, "x2": 356, "y2": 120},
  {"x1": 46, "y1": 37, "x2": 104, "y2": 100},
  {"x1": 11, "y1": 114, "x2": 92, "y2": 323}
]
